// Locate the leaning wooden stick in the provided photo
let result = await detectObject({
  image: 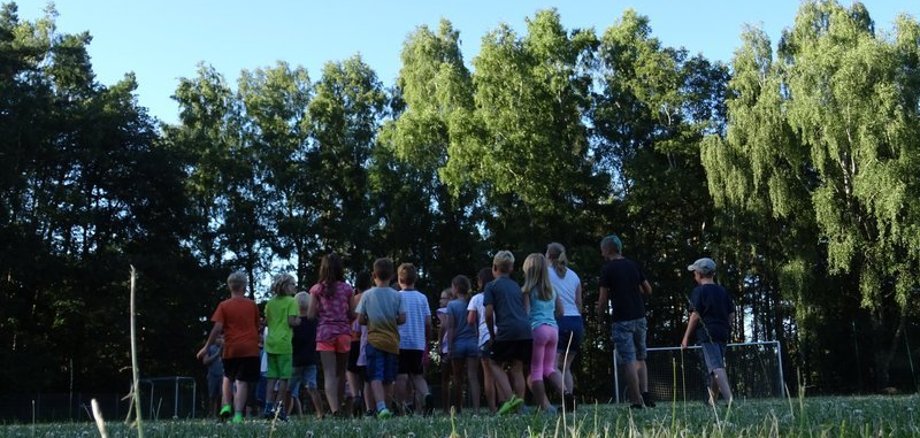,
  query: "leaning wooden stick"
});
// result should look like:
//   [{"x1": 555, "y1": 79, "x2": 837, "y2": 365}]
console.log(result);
[
  {"x1": 91, "y1": 398, "x2": 108, "y2": 438},
  {"x1": 130, "y1": 266, "x2": 144, "y2": 438}
]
